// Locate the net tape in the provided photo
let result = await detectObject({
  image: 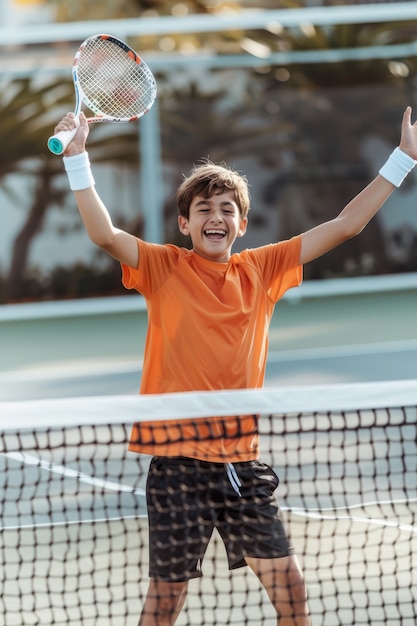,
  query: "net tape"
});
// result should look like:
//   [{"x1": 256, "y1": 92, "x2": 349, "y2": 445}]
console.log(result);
[{"x1": 1, "y1": 380, "x2": 417, "y2": 625}]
